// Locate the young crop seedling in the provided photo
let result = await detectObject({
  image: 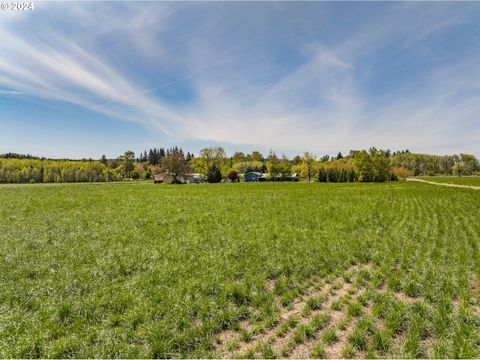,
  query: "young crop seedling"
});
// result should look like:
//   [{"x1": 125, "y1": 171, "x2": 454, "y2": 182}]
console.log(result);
[
  {"x1": 322, "y1": 328, "x2": 338, "y2": 345},
  {"x1": 341, "y1": 344, "x2": 356, "y2": 358},
  {"x1": 330, "y1": 299, "x2": 344, "y2": 311},
  {"x1": 347, "y1": 302, "x2": 363, "y2": 317},
  {"x1": 302, "y1": 294, "x2": 326, "y2": 316},
  {"x1": 275, "y1": 316, "x2": 299, "y2": 337},
  {"x1": 372, "y1": 329, "x2": 391, "y2": 353},
  {"x1": 310, "y1": 343, "x2": 326, "y2": 358},
  {"x1": 292, "y1": 323, "x2": 315, "y2": 344}
]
